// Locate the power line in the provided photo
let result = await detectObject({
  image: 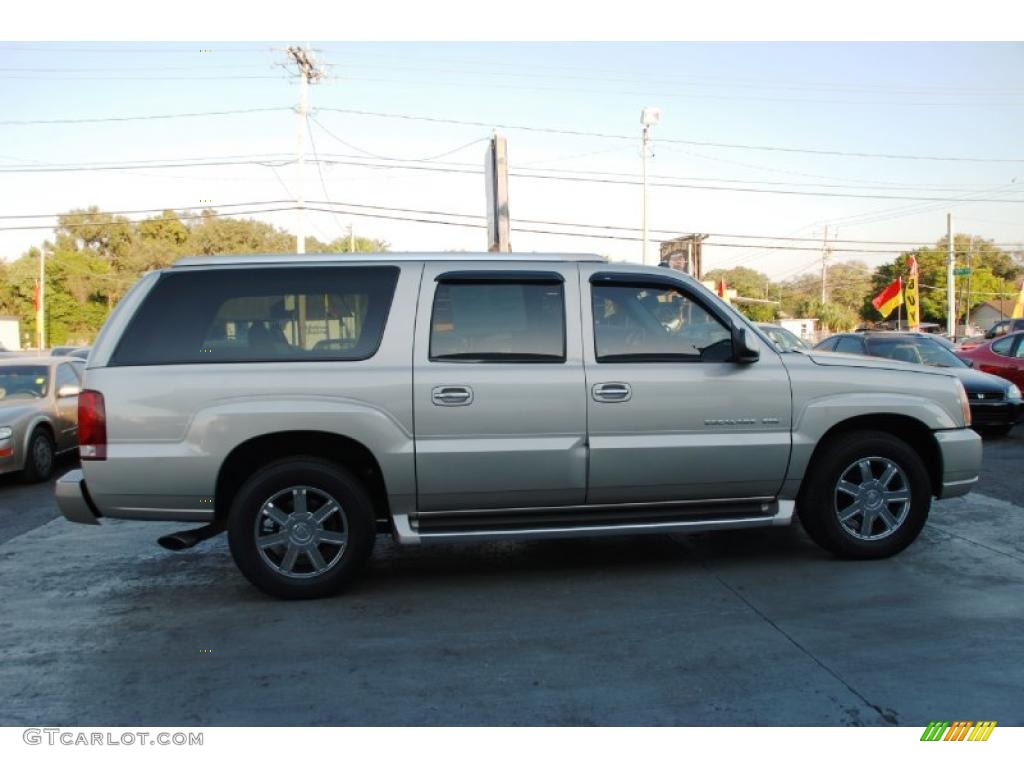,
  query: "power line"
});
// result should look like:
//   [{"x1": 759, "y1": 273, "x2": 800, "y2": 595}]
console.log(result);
[
  {"x1": 326, "y1": 72, "x2": 1024, "y2": 109},
  {"x1": 0, "y1": 206, "x2": 295, "y2": 232},
  {"x1": 314, "y1": 48, "x2": 1024, "y2": 98},
  {"x1": 311, "y1": 116, "x2": 489, "y2": 163},
  {"x1": 0, "y1": 201, "x2": 294, "y2": 220},
  {"x1": 4, "y1": 148, "x2": 1019, "y2": 205},
  {"x1": 3, "y1": 199, "x2": 1021, "y2": 251},
  {"x1": 0, "y1": 107, "x2": 289, "y2": 126},
  {"x1": 317, "y1": 107, "x2": 1024, "y2": 164}
]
